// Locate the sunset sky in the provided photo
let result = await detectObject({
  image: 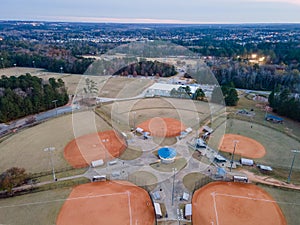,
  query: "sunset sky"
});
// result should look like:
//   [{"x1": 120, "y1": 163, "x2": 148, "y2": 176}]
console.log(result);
[{"x1": 1, "y1": 0, "x2": 300, "y2": 23}]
